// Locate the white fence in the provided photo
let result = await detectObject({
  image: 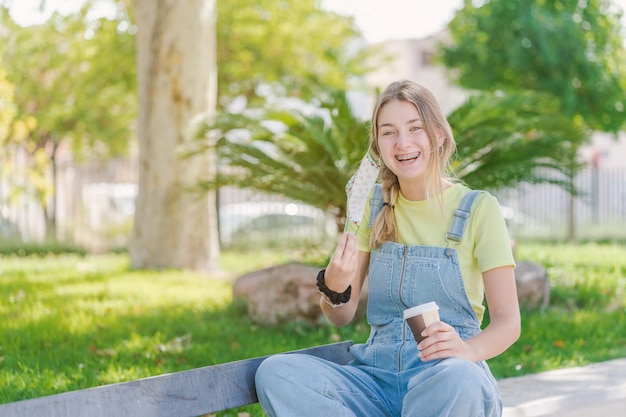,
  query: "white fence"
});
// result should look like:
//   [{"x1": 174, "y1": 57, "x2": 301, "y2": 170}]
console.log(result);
[
  {"x1": 495, "y1": 167, "x2": 626, "y2": 241},
  {"x1": 2, "y1": 159, "x2": 625, "y2": 251}
]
